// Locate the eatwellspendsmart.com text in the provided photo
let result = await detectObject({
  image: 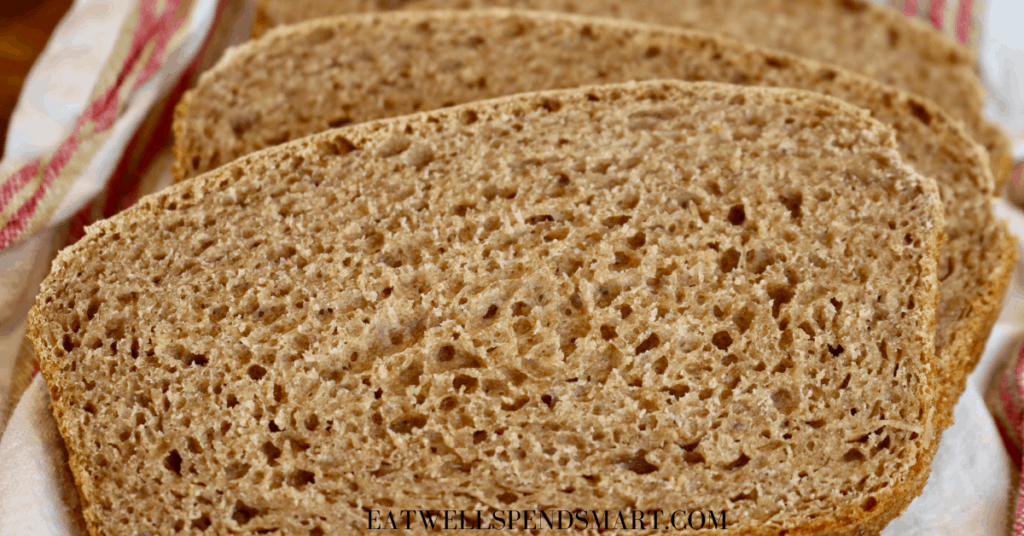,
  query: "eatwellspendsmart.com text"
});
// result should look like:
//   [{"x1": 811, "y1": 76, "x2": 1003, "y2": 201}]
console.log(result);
[{"x1": 367, "y1": 509, "x2": 728, "y2": 531}]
